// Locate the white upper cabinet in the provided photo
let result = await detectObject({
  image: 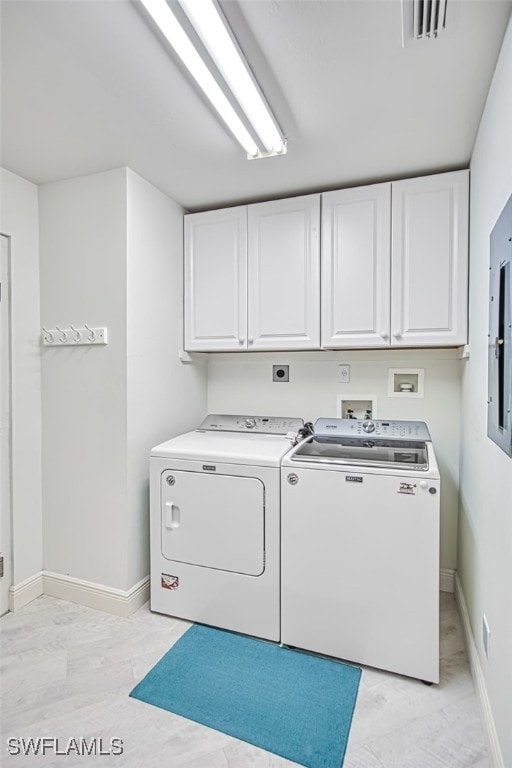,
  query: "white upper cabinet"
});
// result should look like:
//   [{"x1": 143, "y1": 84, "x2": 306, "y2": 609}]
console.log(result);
[
  {"x1": 184, "y1": 207, "x2": 247, "y2": 351},
  {"x1": 321, "y1": 170, "x2": 469, "y2": 349},
  {"x1": 321, "y1": 183, "x2": 391, "y2": 348},
  {"x1": 248, "y1": 195, "x2": 320, "y2": 350},
  {"x1": 185, "y1": 195, "x2": 320, "y2": 352},
  {"x1": 185, "y1": 170, "x2": 468, "y2": 352},
  {"x1": 391, "y1": 170, "x2": 469, "y2": 347}
]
